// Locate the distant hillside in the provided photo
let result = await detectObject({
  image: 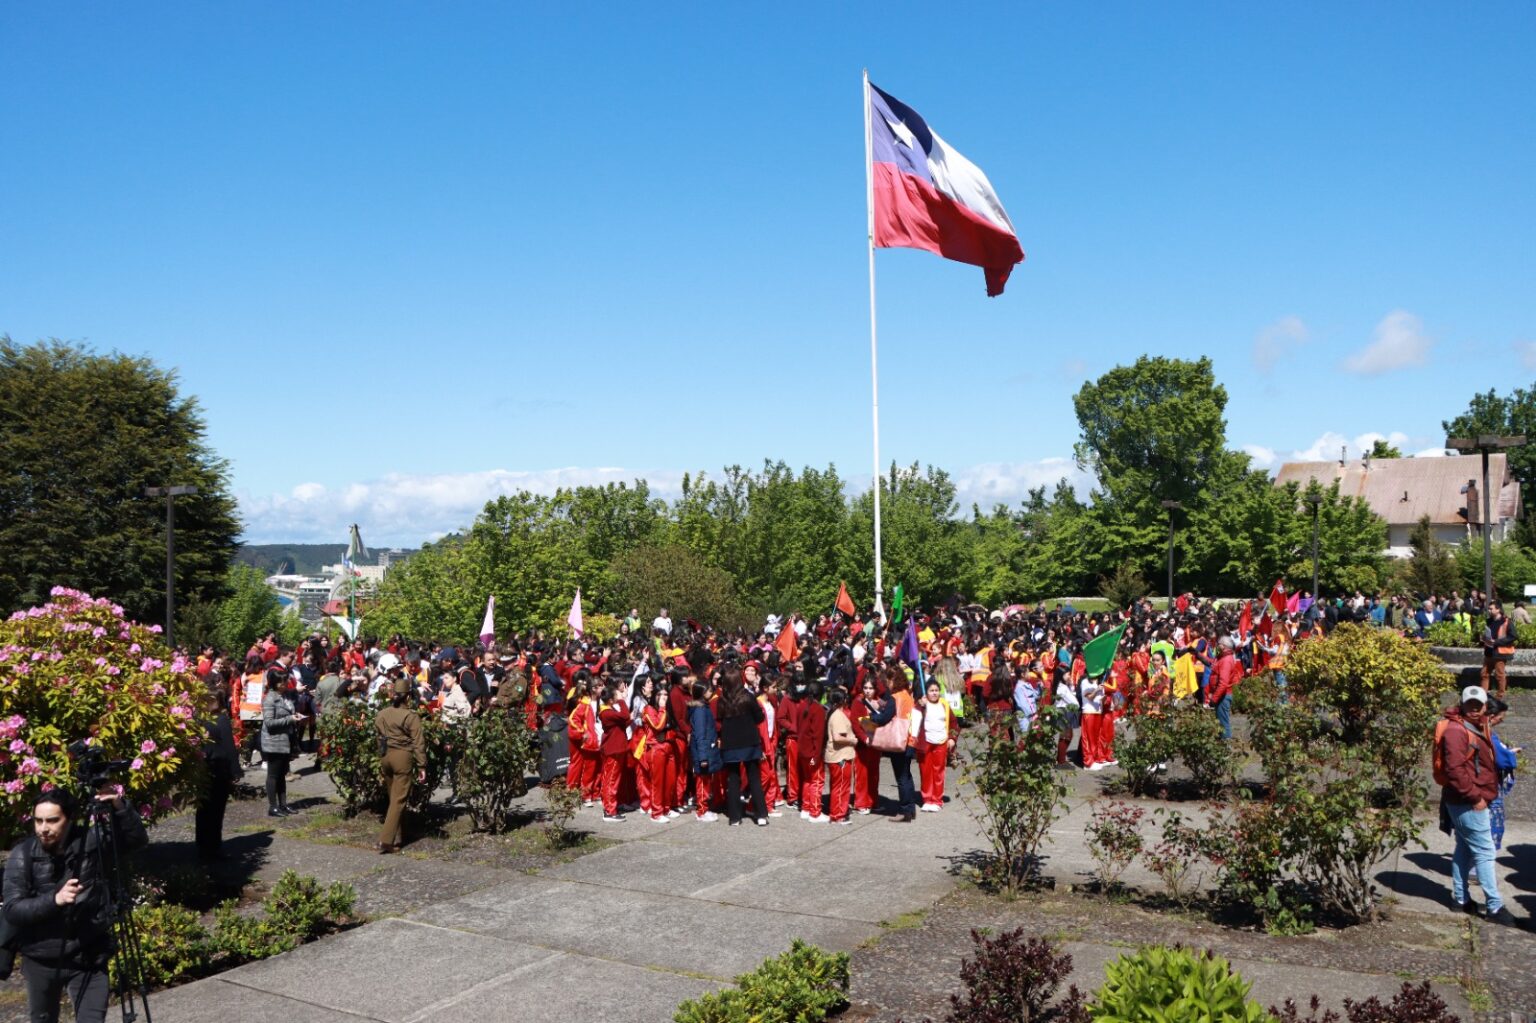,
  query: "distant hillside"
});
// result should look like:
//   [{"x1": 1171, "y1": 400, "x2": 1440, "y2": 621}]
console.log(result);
[{"x1": 237, "y1": 544, "x2": 347, "y2": 576}]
